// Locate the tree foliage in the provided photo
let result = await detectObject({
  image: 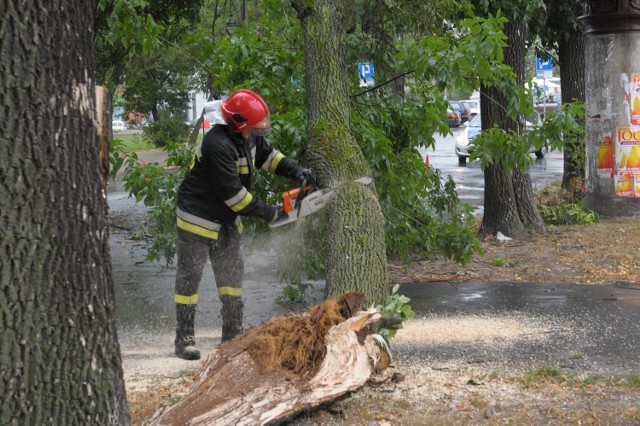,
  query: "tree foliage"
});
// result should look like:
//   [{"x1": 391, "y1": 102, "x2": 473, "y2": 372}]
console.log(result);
[{"x1": 104, "y1": 0, "x2": 586, "y2": 289}]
